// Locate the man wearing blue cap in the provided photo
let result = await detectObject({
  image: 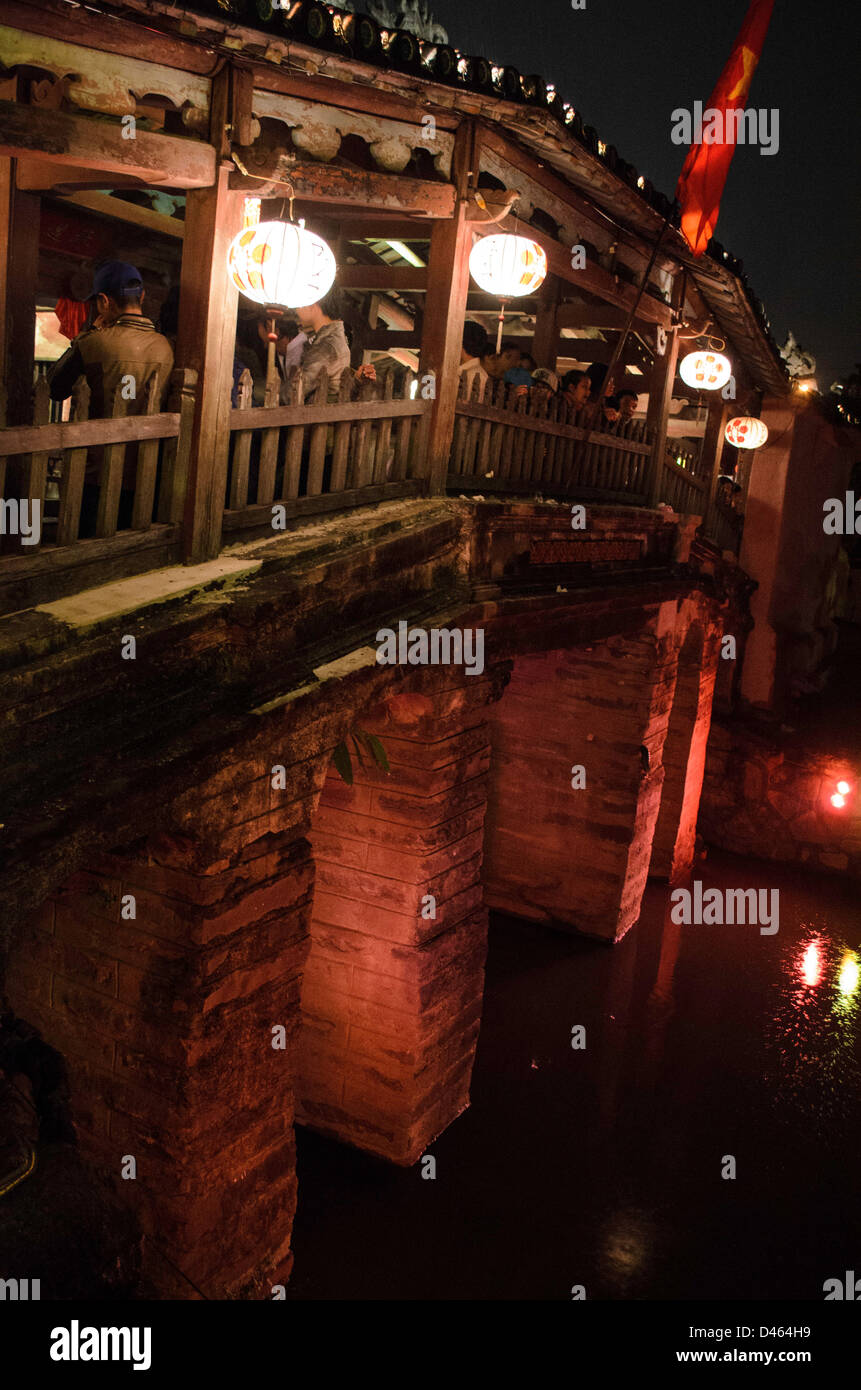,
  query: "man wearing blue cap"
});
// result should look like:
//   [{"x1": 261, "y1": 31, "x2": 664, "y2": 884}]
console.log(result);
[{"x1": 48, "y1": 261, "x2": 174, "y2": 535}]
